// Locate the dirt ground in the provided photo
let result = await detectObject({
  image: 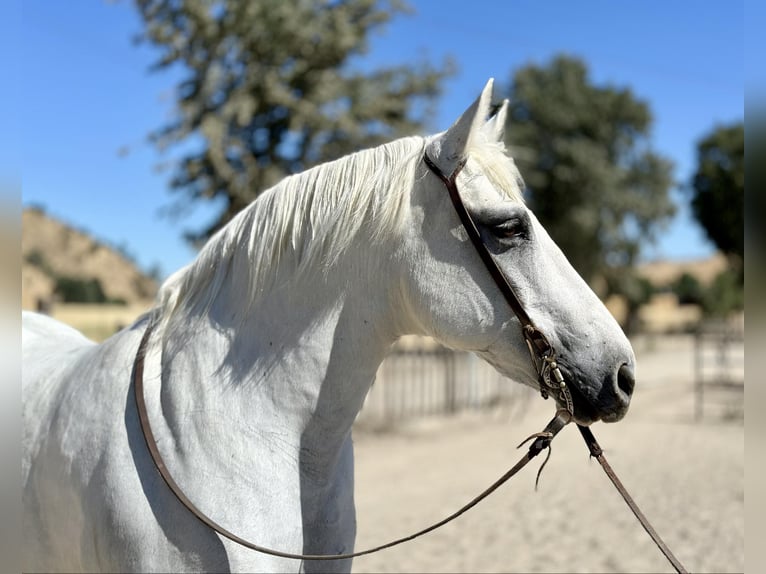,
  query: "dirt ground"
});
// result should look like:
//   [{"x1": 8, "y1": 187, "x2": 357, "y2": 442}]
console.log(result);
[{"x1": 350, "y1": 335, "x2": 744, "y2": 573}]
